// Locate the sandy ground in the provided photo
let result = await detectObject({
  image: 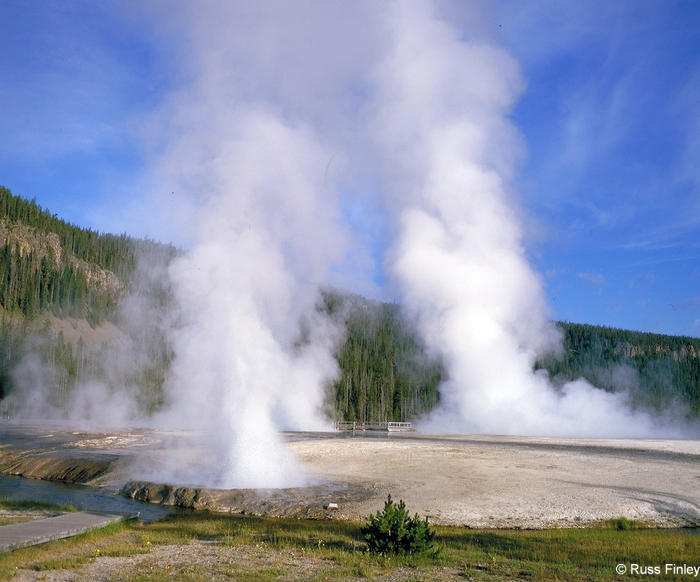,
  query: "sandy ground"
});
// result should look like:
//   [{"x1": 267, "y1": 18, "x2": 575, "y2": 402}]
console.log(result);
[
  {"x1": 288, "y1": 434, "x2": 700, "y2": 528},
  {"x1": 1, "y1": 424, "x2": 699, "y2": 528}
]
